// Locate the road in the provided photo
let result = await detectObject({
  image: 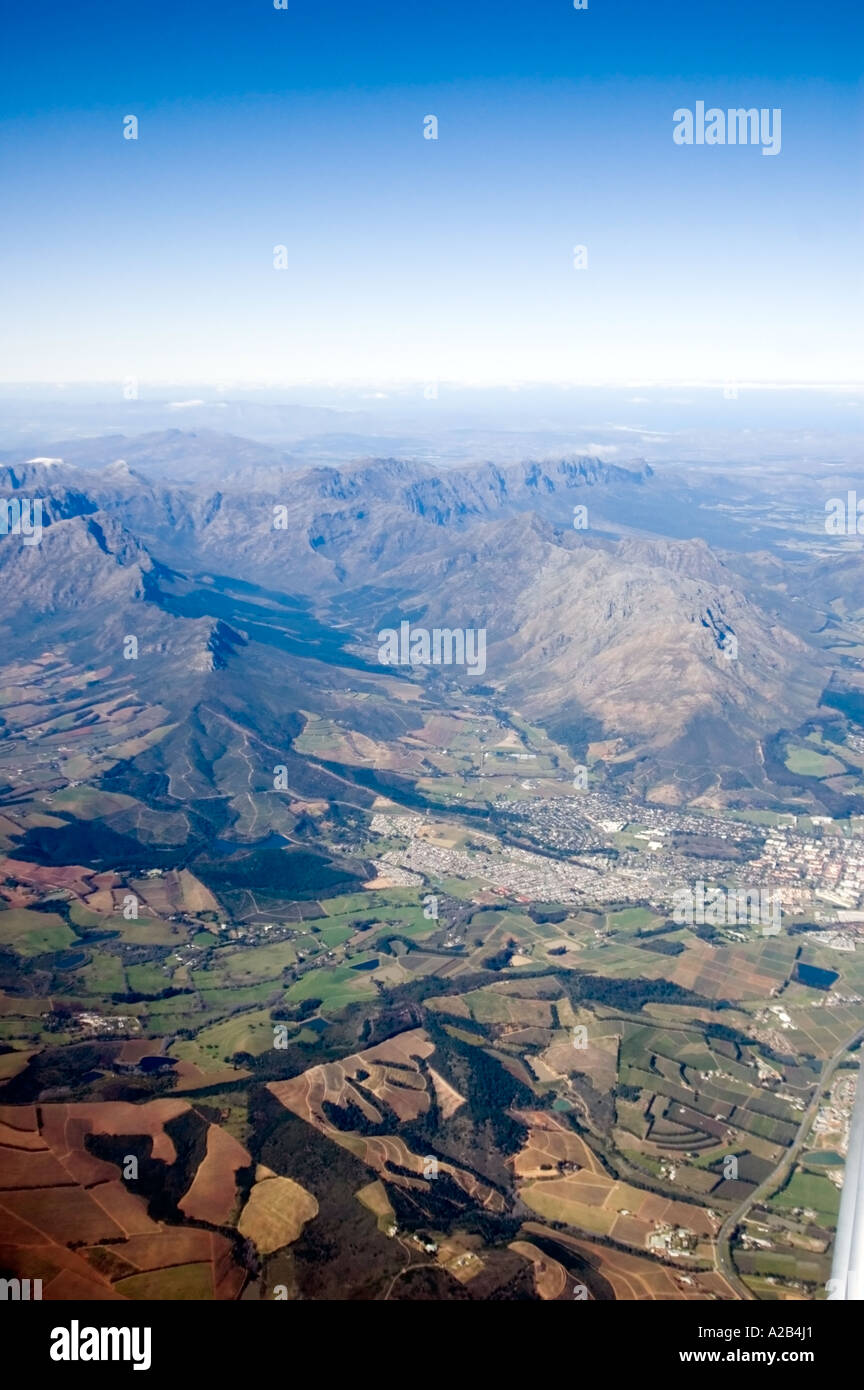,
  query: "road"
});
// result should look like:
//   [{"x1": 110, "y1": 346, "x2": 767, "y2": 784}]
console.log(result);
[{"x1": 714, "y1": 1024, "x2": 864, "y2": 1299}]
